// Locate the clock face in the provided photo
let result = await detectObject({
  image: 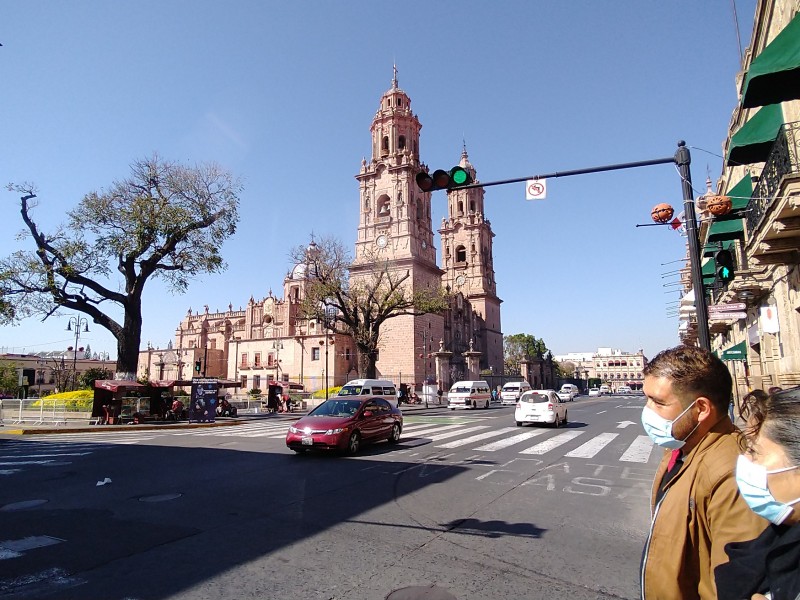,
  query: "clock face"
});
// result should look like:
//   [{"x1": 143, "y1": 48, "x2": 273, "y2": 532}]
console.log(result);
[
  {"x1": 376, "y1": 234, "x2": 388, "y2": 248},
  {"x1": 456, "y1": 275, "x2": 466, "y2": 287}
]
